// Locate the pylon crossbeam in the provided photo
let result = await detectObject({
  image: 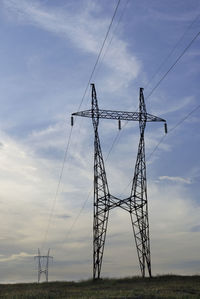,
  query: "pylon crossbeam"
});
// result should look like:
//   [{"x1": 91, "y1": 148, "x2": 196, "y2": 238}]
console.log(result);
[
  {"x1": 73, "y1": 109, "x2": 165, "y2": 123},
  {"x1": 72, "y1": 84, "x2": 166, "y2": 279}
]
